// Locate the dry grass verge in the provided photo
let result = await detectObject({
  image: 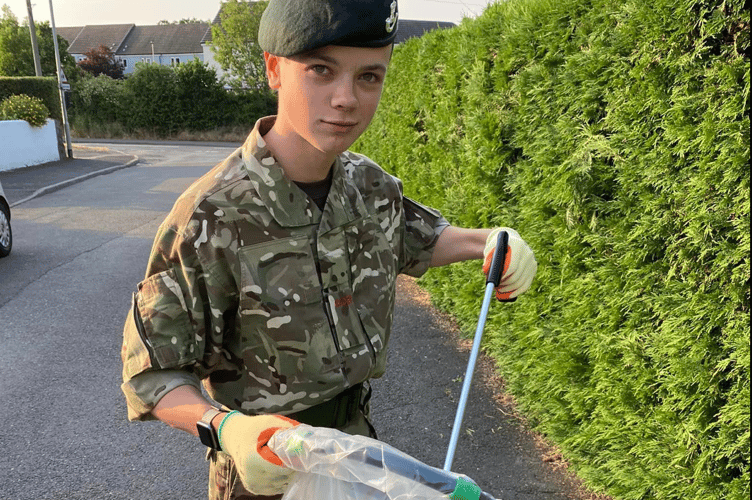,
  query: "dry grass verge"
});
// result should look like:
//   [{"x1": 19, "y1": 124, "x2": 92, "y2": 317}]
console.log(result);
[{"x1": 71, "y1": 123, "x2": 252, "y2": 143}]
